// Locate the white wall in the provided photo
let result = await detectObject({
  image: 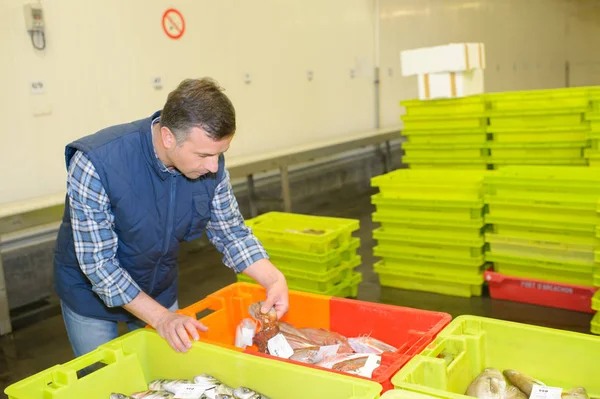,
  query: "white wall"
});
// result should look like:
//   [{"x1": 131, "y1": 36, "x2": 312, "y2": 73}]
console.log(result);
[
  {"x1": 0, "y1": 0, "x2": 376, "y2": 205},
  {"x1": 2, "y1": 0, "x2": 600, "y2": 206},
  {"x1": 379, "y1": 0, "x2": 600, "y2": 126}
]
